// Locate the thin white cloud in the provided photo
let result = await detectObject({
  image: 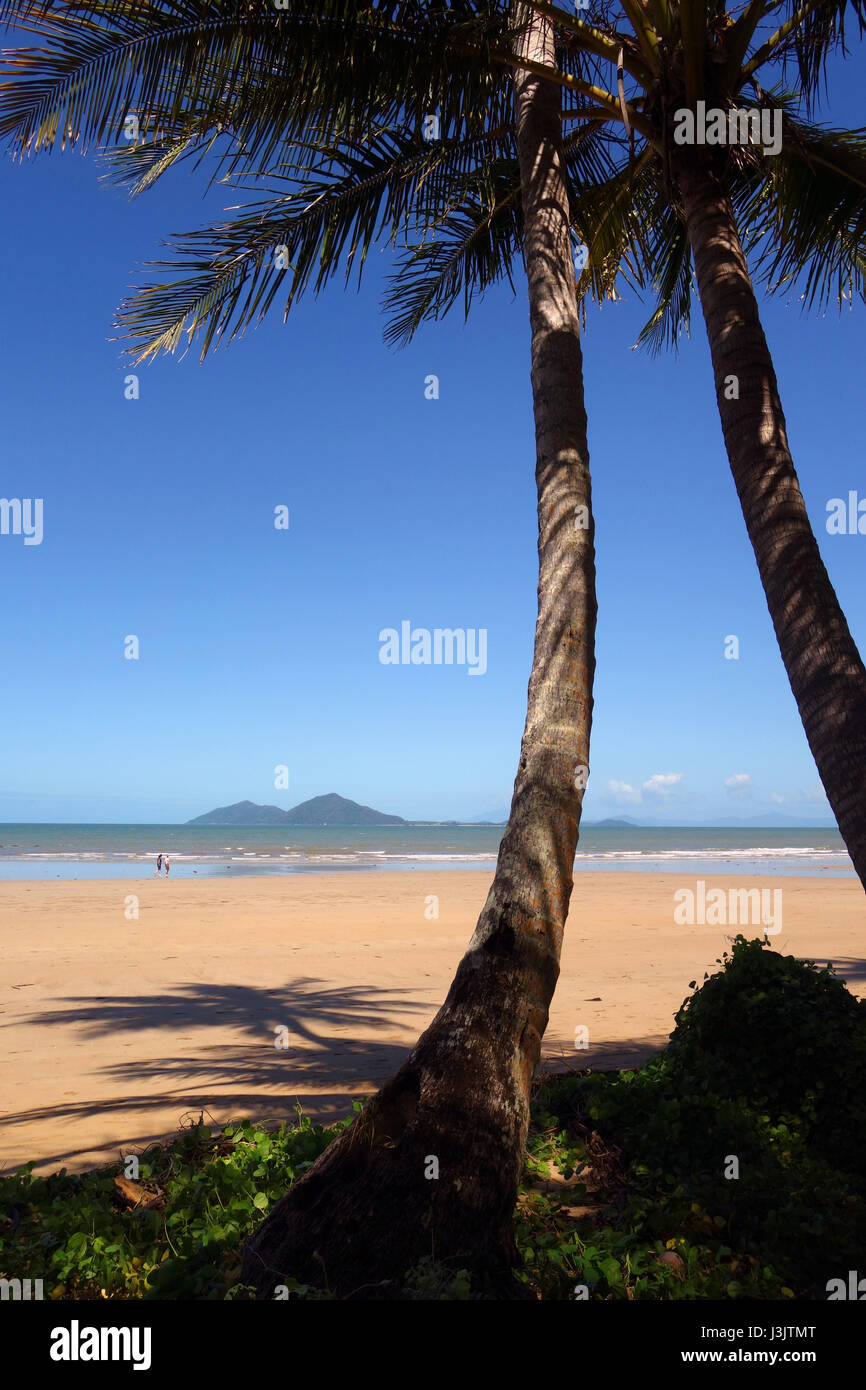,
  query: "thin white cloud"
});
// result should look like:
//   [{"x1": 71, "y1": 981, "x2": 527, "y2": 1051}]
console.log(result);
[
  {"x1": 642, "y1": 773, "x2": 683, "y2": 797},
  {"x1": 607, "y1": 773, "x2": 683, "y2": 805},
  {"x1": 607, "y1": 779, "x2": 642, "y2": 804},
  {"x1": 802, "y1": 783, "x2": 830, "y2": 805},
  {"x1": 771, "y1": 783, "x2": 829, "y2": 807},
  {"x1": 725, "y1": 773, "x2": 752, "y2": 797}
]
